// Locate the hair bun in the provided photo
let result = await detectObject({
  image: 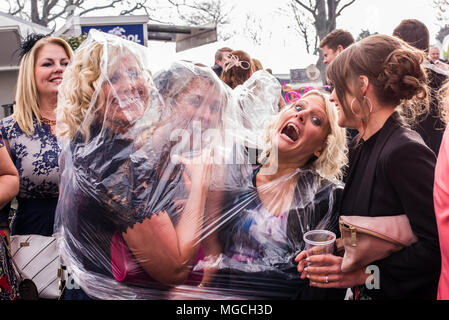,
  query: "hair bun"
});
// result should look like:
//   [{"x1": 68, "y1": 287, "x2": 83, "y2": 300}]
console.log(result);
[
  {"x1": 19, "y1": 33, "x2": 48, "y2": 59},
  {"x1": 379, "y1": 48, "x2": 427, "y2": 101}
]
